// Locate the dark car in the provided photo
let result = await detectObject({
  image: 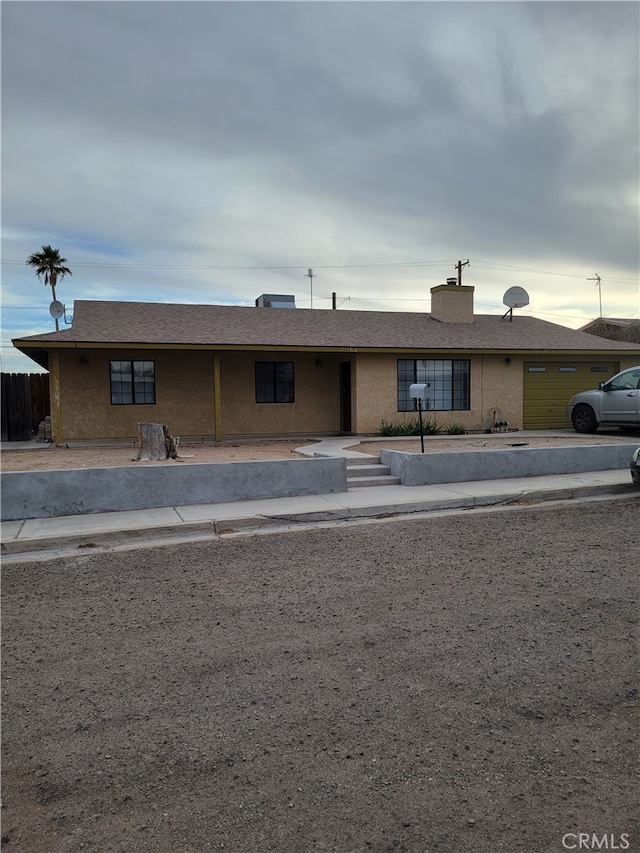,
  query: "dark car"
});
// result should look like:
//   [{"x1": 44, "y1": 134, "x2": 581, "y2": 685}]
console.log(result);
[{"x1": 631, "y1": 447, "x2": 640, "y2": 485}]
